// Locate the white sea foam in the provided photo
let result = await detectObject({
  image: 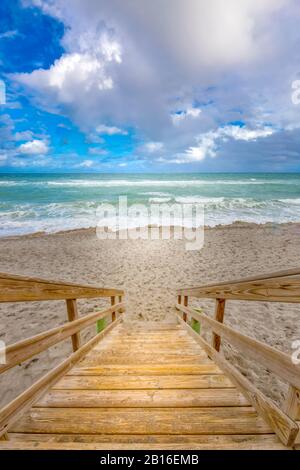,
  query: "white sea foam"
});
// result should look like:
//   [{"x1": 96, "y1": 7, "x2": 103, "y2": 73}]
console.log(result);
[
  {"x1": 1, "y1": 175, "x2": 300, "y2": 236},
  {"x1": 1, "y1": 178, "x2": 299, "y2": 188}
]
